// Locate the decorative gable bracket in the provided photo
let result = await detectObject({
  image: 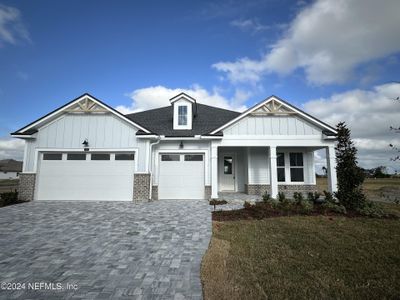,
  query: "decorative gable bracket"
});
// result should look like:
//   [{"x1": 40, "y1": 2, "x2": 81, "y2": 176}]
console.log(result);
[
  {"x1": 65, "y1": 97, "x2": 109, "y2": 114},
  {"x1": 251, "y1": 99, "x2": 296, "y2": 116}
]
